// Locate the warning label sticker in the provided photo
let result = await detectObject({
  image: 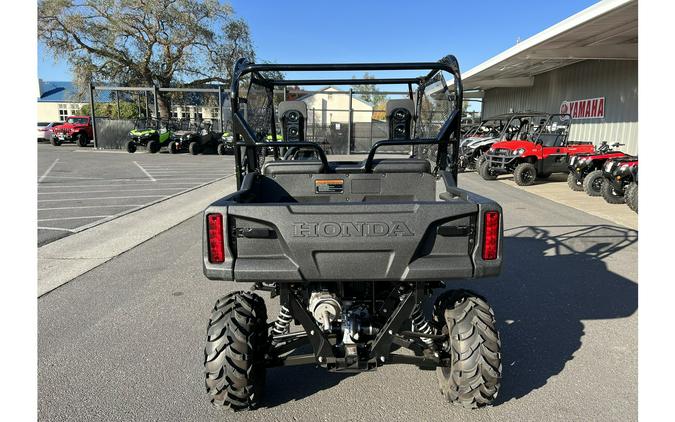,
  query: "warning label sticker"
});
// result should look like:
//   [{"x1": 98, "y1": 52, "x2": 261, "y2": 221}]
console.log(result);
[{"x1": 315, "y1": 179, "x2": 344, "y2": 194}]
